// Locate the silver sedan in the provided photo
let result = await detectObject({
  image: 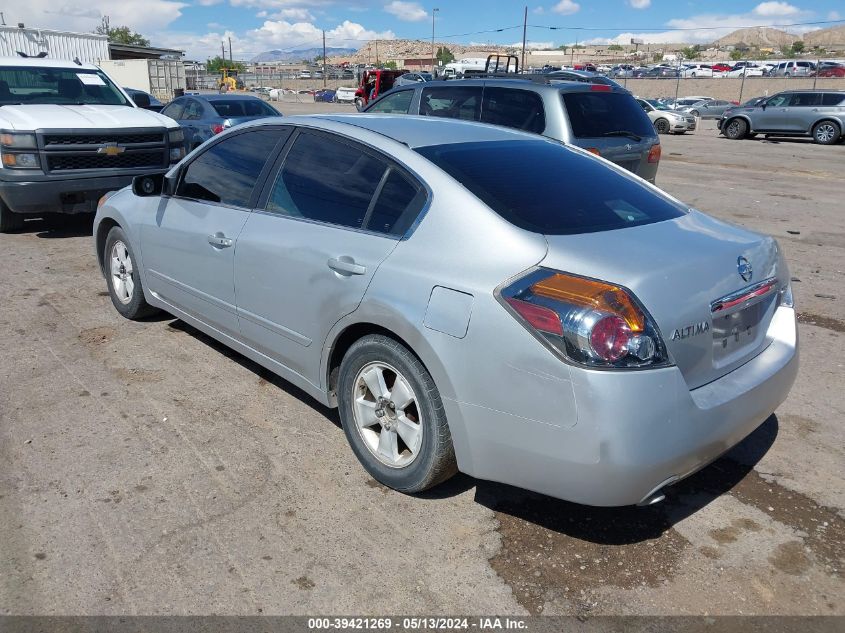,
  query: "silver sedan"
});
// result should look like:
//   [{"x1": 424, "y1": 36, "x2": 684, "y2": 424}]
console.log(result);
[{"x1": 93, "y1": 115, "x2": 798, "y2": 507}]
